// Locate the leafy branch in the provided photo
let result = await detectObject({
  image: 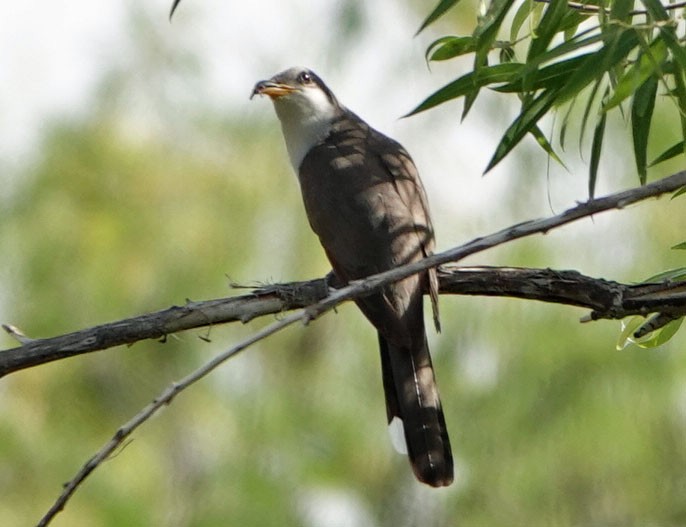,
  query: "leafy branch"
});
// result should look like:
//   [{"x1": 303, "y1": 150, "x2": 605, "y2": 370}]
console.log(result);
[{"x1": 415, "y1": 0, "x2": 686, "y2": 196}]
